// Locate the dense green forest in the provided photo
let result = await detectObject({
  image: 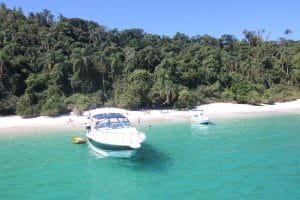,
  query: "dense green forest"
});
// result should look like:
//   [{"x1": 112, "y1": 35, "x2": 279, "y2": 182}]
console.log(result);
[{"x1": 0, "y1": 4, "x2": 300, "y2": 117}]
